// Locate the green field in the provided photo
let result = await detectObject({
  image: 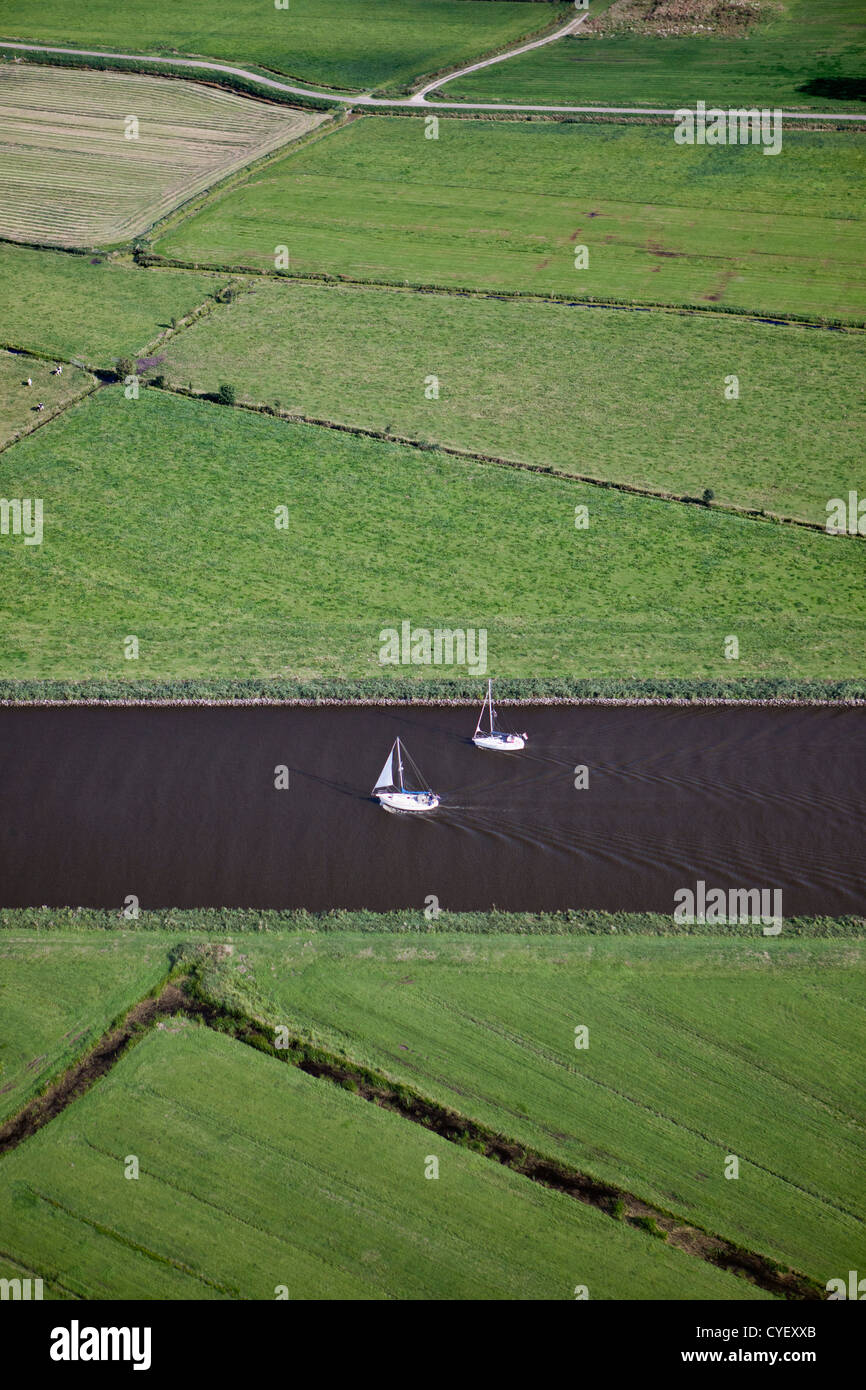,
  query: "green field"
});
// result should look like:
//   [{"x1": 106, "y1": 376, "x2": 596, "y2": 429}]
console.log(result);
[
  {"x1": 0, "y1": 0, "x2": 561, "y2": 94},
  {"x1": 1, "y1": 922, "x2": 861, "y2": 1296},
  {"x1": 448, "y1": 0, "x2": 866, "y2": 112},
  {"x1": 158, "y1": 278, "x2": 866, "y2": 524},
  {"x1": 0, "y1": 243, "x2": 226, "y2": 368},
  {"x1": 0, "y1": 64, "x2": 326, "y2": 248},
  {"x1": 0, "y1": 1021, "x2": 760, "y2": 1299},
  {"x1": 155, "y1": 117, "x2": 866, "y2": 322},
  {"x1": 1, "y1": 385, "x2": 864, "y2": 681},
  {"x1": 223, "y1": 930, "x2": 866, "y2": 1283},
  {"x1": 0, "y1": 931, "x2": 170, "y2": 1124},
  {"x1": 0, "y1": 349, "x2": 93, "y2": 447}
]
